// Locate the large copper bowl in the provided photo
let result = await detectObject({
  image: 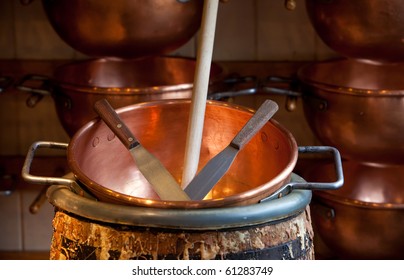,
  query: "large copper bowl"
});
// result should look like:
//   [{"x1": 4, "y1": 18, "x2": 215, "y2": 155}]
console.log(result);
[
  {"x1": 297, "y1": 58, "x2": 404, "y2": 165},
  {"x1": 305, "y1": 0, "x2": 404, "y2": 63},
  {"x1": 303, "y1": 160, "x2": 404, "y2": 259},
  {"x1": 40, "y1": 0, "x2": 203, "y2": 58},
  {"x1": 67, "y1": 100, "x2": 299, "y2": 209},
  {"x1": 18, "y1": 56, "x2": 225, "y2": 136}
]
